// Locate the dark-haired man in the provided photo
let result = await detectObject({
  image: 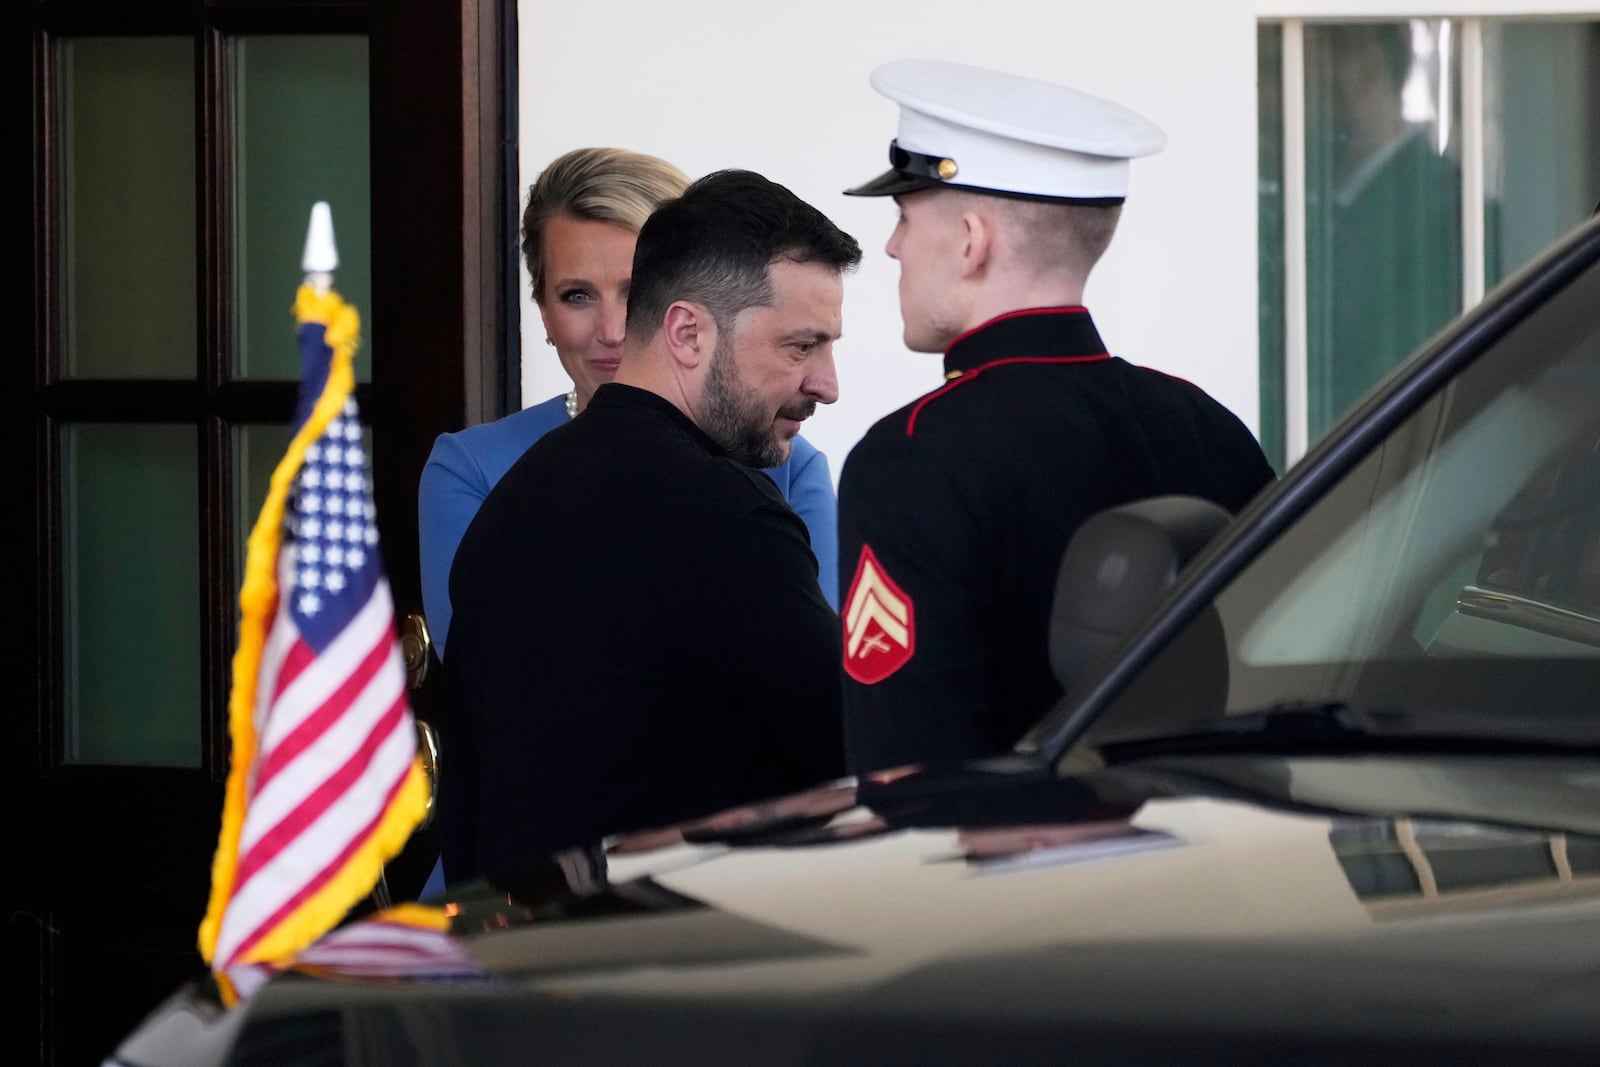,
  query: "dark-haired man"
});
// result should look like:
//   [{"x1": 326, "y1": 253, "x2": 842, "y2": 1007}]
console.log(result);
[
  {"x1": 442, "y1": 170, "x2": 862, "y2": 883},
  {"x1": 837, "y1": 60, "x2": 1276, "y2": 775}
]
